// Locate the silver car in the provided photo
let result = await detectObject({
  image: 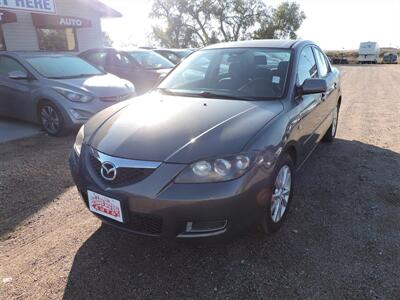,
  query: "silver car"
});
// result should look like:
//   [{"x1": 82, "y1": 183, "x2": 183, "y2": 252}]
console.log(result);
[{"x1": 0, "y1": 52, "x2": 135, "y2": 136}]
